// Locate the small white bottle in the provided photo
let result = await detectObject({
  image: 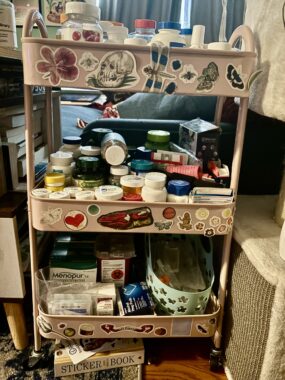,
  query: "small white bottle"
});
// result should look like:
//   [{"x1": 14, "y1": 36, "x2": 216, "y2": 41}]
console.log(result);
[{"x1": 150, "y1": 21, "x2": 186, "y2": 47}]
